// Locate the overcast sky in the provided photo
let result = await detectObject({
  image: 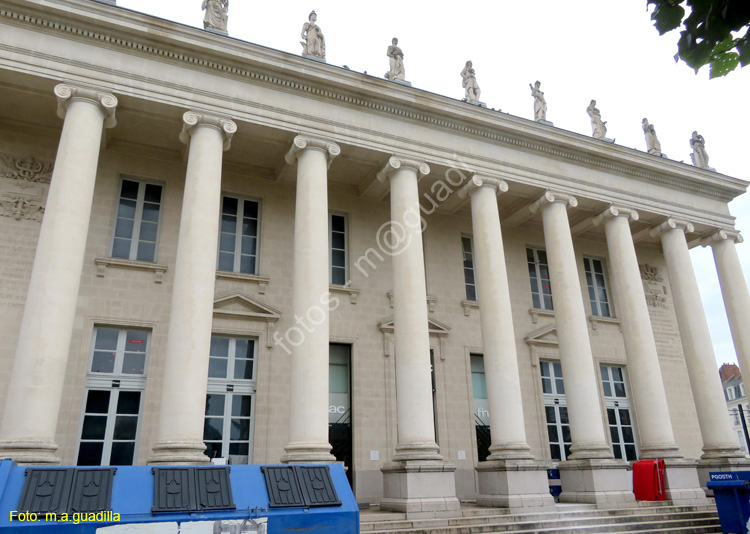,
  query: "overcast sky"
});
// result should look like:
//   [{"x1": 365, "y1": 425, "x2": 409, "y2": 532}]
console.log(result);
[{"x1": 116, "y1": 0, "x2": 750, "y2": 370}]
